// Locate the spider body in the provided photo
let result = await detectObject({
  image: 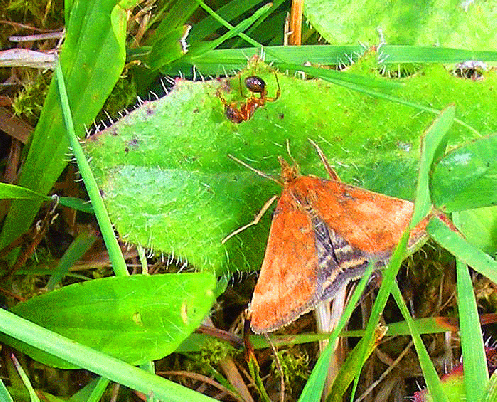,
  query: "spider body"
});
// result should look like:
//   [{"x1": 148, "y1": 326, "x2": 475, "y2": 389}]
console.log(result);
[
  {"x1": 245, "y1": 76, "x2": 267, "y2": 94},
  {"x1": 217, "y1": 73, "x2": 280, "y2": 123}
]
